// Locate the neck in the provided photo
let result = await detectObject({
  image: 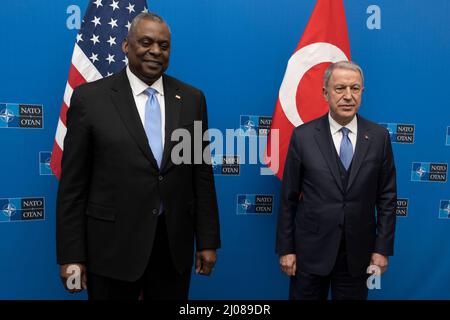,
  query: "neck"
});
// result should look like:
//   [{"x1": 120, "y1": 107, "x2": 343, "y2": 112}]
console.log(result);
[
  {"x1": 330, "y1": 113, "x2": 355, "y2": 127},
  {"x1": 129, "y1": 65, "x2": 160, "y2": 86}
]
